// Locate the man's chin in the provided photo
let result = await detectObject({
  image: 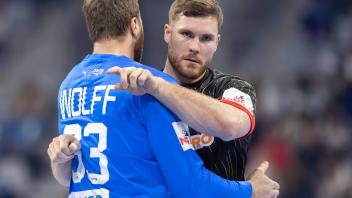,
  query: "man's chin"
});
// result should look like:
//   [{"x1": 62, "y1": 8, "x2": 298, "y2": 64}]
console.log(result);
[{"x1": 178, "y1": 68, "x2": 204, "y2": 80}]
